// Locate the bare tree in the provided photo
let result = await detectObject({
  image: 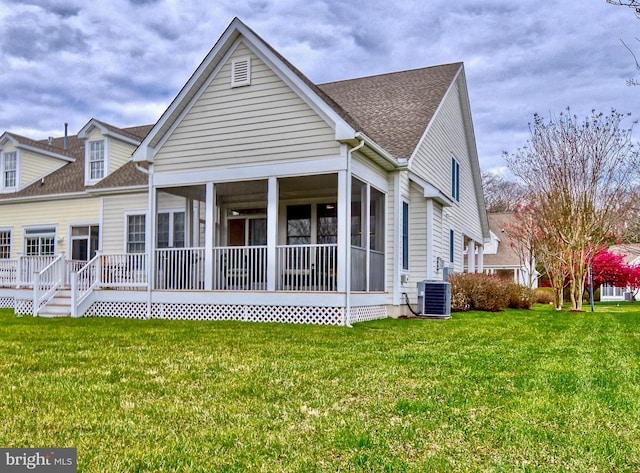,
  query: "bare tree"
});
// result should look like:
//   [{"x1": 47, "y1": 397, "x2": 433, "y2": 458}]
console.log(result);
[
  {"x1": 505, "y1": 108, "x2": 640, "y2": 311},
  {"x1": 481, "y1": 171, "x2": 526, "y2": 213},
  {"x1": 607, "y1": 0, "x2": 640, "y2": 85}
]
